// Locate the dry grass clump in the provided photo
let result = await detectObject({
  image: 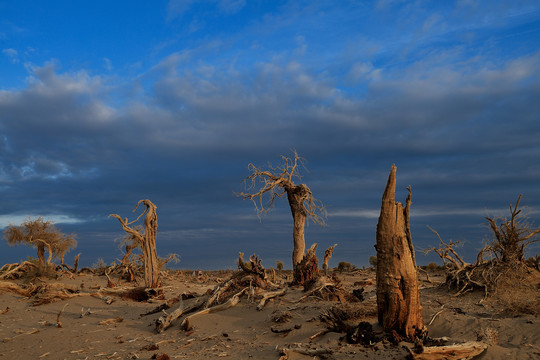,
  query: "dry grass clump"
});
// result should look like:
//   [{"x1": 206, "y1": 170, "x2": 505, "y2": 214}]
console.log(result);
[
  {"x1": 486, "y1": 265, "x2": 540, "y2": 316},
  {"x1": 476, "y1": 327, "x2": 498, "y2": 345}
]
